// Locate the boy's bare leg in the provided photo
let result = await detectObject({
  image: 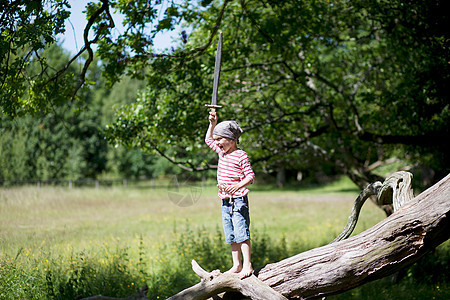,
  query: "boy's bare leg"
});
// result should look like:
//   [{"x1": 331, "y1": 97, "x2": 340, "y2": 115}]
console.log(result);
[
  {"x1": 239, "y1": 239, "x2": 253, "y2": 279},
  {"x1": 225, "y1": 242, "x2": 242, "y2": 274}
]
